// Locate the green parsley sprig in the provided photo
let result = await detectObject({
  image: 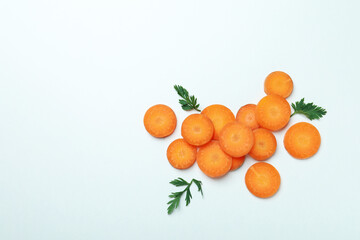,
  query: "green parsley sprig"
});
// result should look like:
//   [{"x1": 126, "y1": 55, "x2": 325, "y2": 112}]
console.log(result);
[
  {"x1": 291, "y1": 98, "x2": 327, "y2": 120},
  {"x1": 174, "y1": 85, "x2": 201, "y2": 112},
  {"x1": 167, "y1": 178, "x2": 203, "y2": 215}
]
